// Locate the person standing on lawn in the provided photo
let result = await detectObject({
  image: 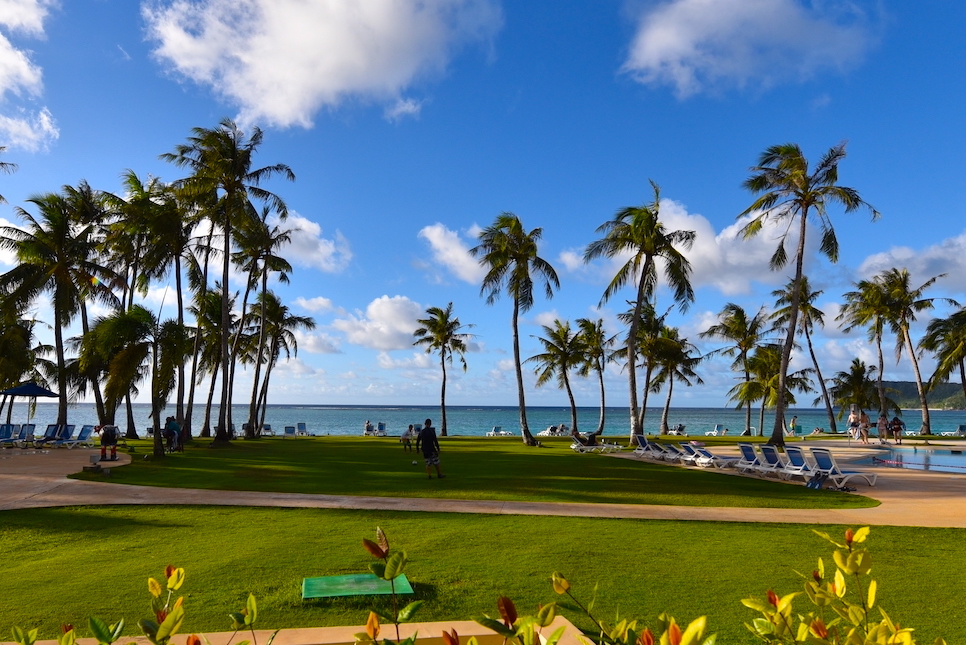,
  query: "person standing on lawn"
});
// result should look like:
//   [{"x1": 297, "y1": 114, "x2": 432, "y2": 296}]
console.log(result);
[{"x1": 416, "y1": 418, "x2": 445, "y2": 479}]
